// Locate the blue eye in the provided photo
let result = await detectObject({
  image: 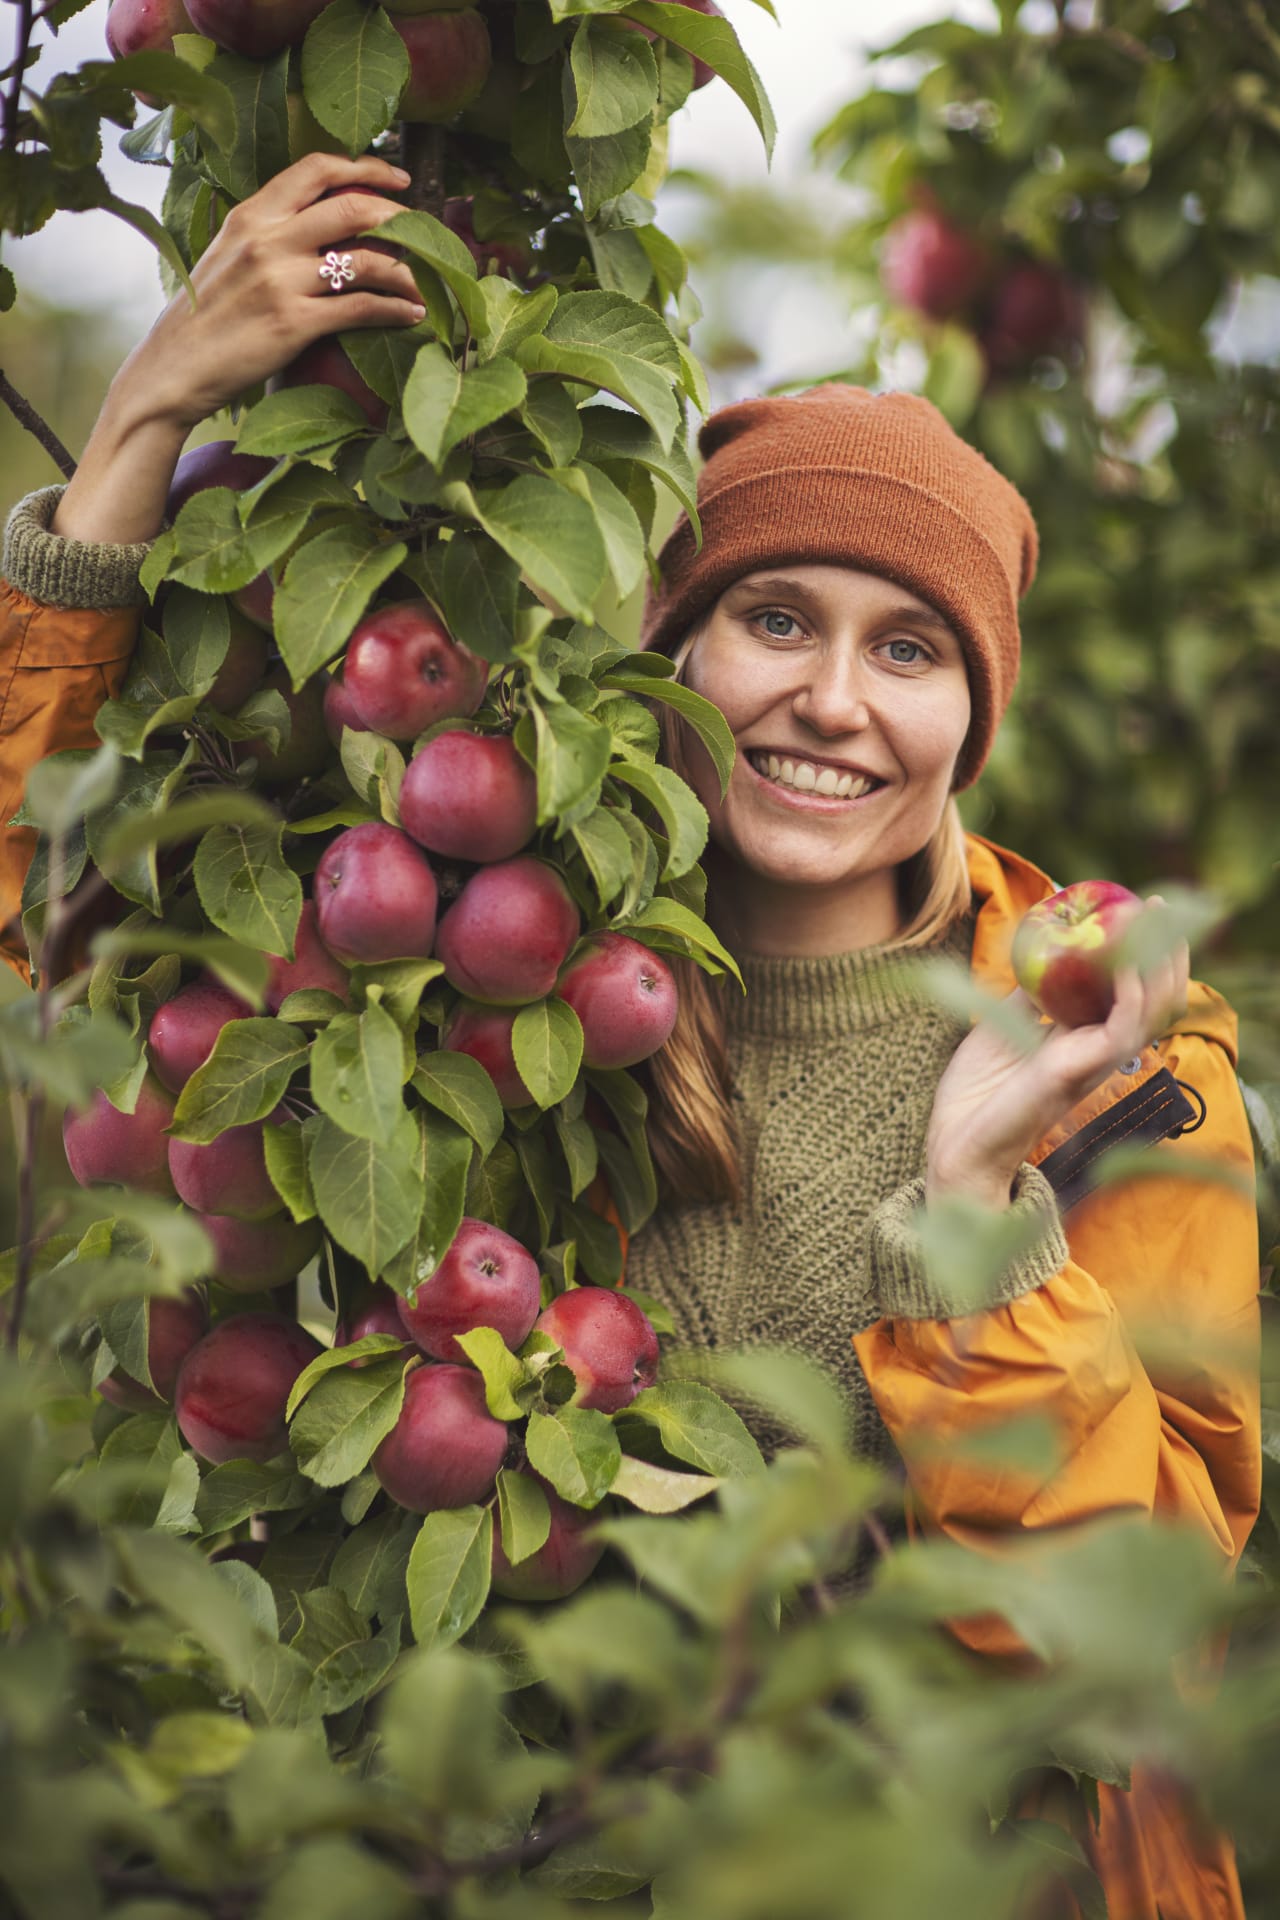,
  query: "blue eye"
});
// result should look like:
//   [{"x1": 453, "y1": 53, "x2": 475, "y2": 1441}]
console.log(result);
[
  {"x1": 885, "y1": 638, "x2": 927, "y2": 664},
  {"x1": 760, "y1": 610, "x2": 797, "y2": 637}
]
